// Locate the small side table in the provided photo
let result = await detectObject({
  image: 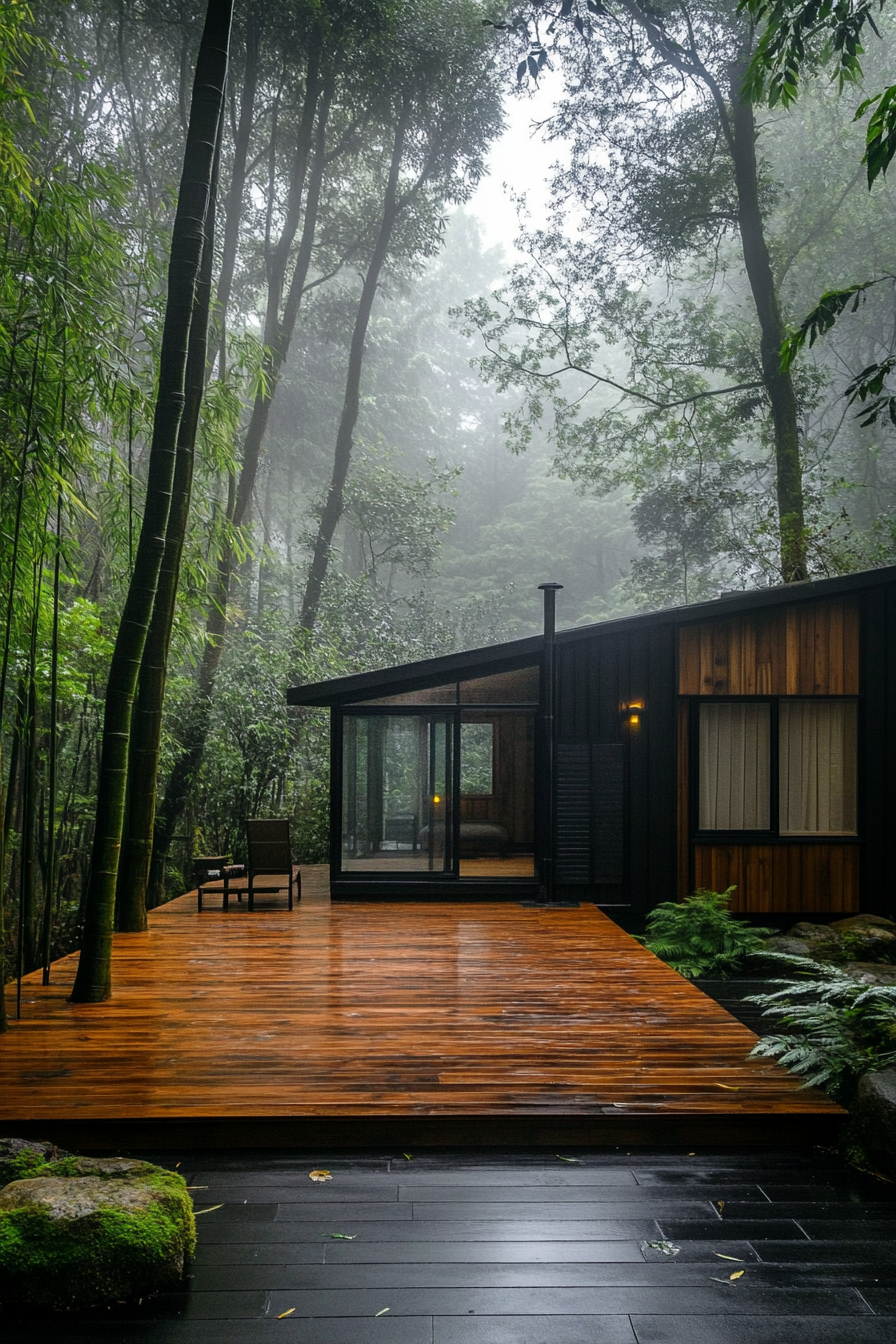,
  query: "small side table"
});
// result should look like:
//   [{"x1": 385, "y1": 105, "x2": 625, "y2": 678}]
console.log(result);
[{"x1": 194, "y1": 856, "x2": 245, "y2": 911}]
